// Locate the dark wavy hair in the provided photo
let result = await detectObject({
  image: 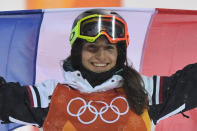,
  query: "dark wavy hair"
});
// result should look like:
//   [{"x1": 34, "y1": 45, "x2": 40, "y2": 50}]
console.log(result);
[
  {"x1": 121, "y1": 63, "x2": 148, "y2": 115},
  {"x1": 115, "y1": 42, "x2": 148, "y2": 115},
  {"x1": 63, "y1": 38, "x2": 148, "y2": 115}
]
